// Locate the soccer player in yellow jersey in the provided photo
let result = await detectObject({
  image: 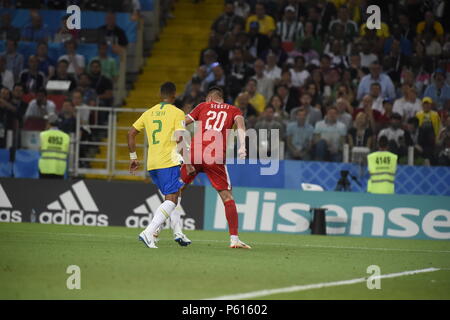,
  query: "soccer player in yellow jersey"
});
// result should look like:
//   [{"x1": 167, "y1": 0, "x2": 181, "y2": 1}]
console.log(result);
[{"x1": 128, "y1": 82, "x2": 194, "y2": 248}]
